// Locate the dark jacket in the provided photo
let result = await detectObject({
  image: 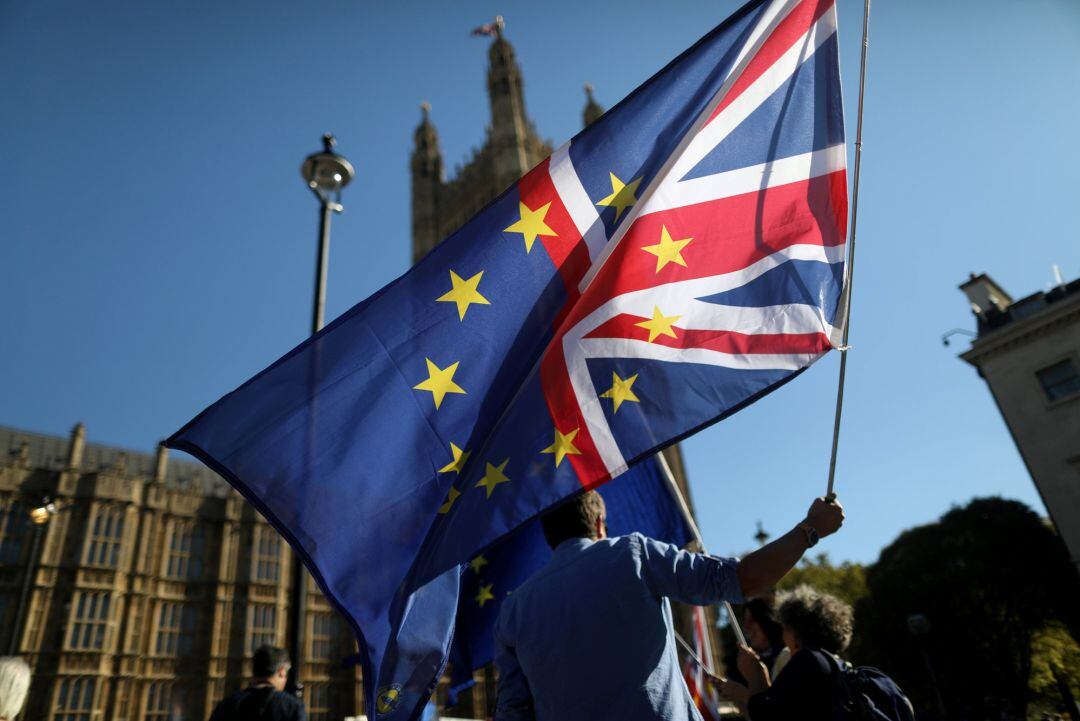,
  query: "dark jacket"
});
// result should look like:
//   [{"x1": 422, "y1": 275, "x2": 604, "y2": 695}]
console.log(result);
[
  {"x1": 208, "y1": 685, "x2": 306, "y2": 721},
  {"x1": 747, "y1": 647, "x2": 837, "y2": 721}
]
